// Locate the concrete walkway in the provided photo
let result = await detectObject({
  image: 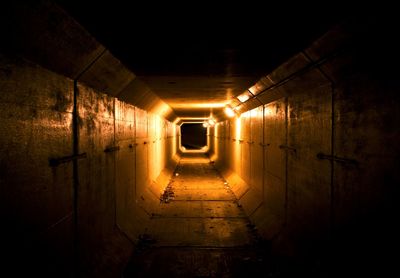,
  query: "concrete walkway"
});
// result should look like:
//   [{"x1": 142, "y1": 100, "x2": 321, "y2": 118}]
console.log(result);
[{"x1": 123, "y1": 153, "x2": 266, "y2": 277}]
